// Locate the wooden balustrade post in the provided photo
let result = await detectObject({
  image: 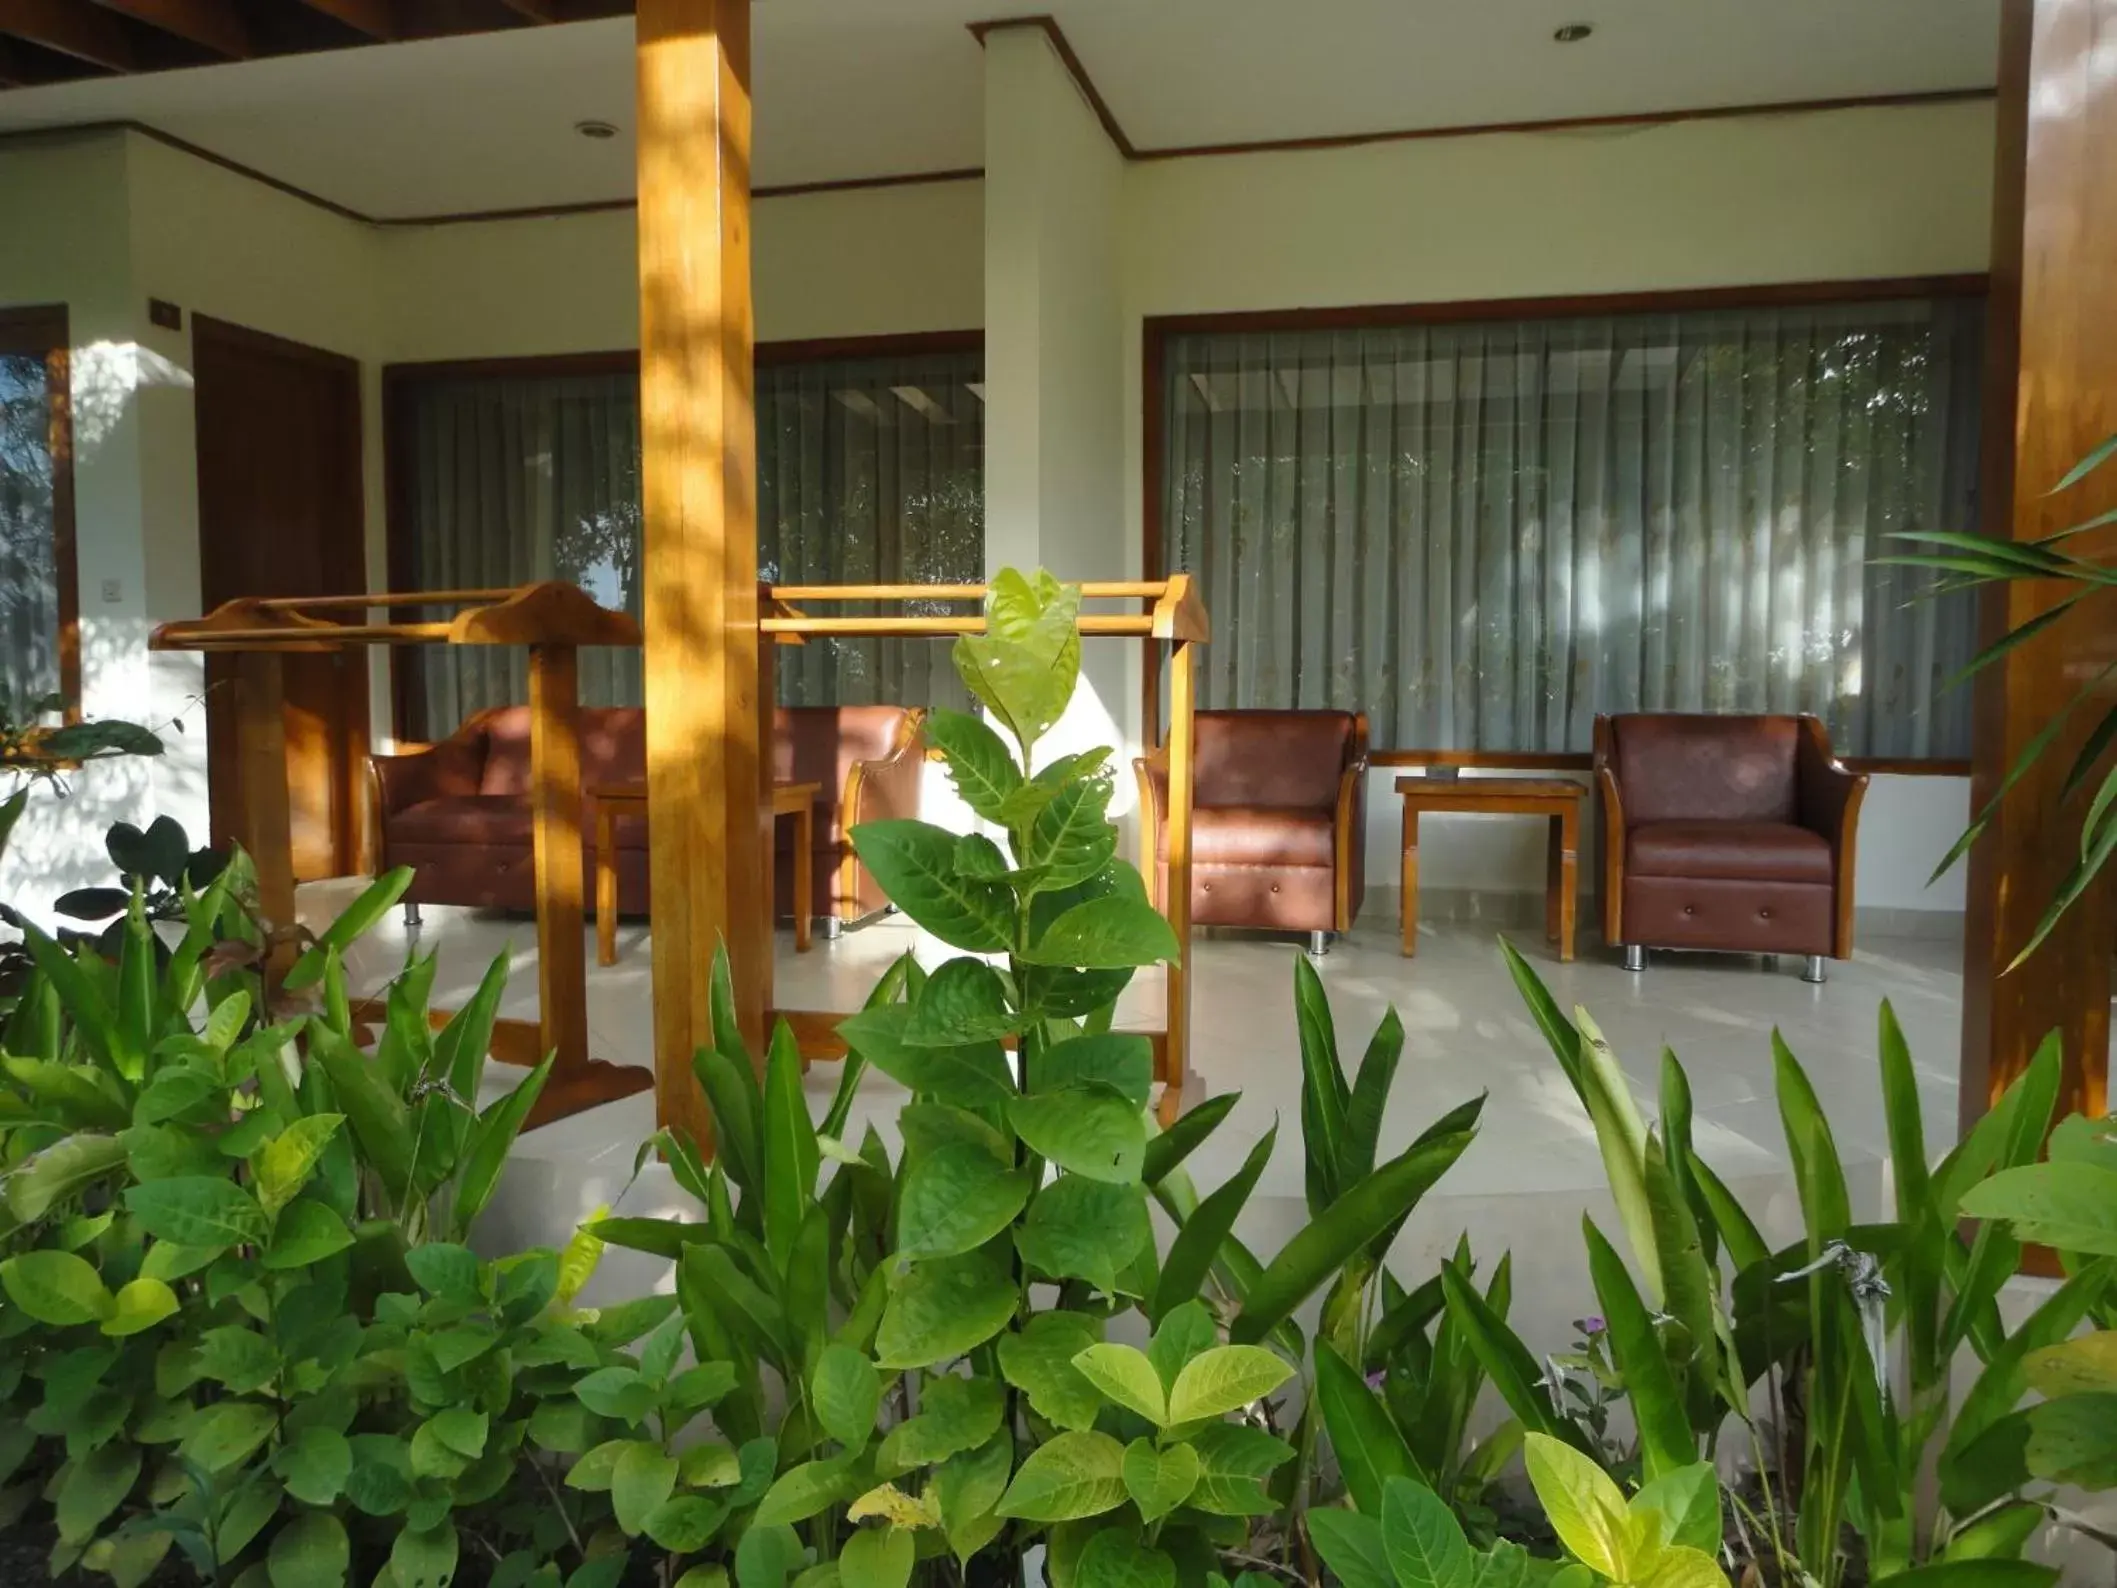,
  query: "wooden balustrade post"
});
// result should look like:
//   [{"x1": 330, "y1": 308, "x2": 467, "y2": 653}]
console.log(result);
[{"x1": 528, "y1": 642, "x2": 589, "y2": 1077}]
